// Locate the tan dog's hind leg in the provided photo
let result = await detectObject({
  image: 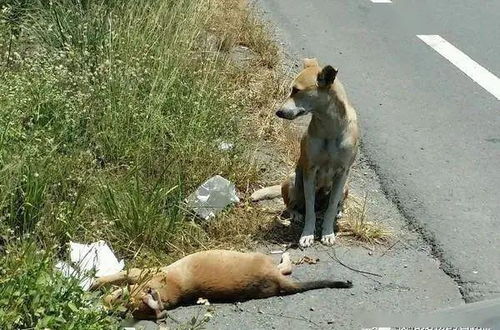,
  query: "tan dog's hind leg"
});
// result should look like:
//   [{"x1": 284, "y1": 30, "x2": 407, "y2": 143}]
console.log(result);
[
  {"x1": 277, "y1": 252, "x2": 292, "y2": 275},
  {"x1": 321, "y1": 170, "x2": 349, "y2": 245},
  {"x1": 282, "y1": 186, "x2": 303, "y2": 223},
  {"x1": 282, "y1": 170, "x2": 305, "y2": 223}
]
